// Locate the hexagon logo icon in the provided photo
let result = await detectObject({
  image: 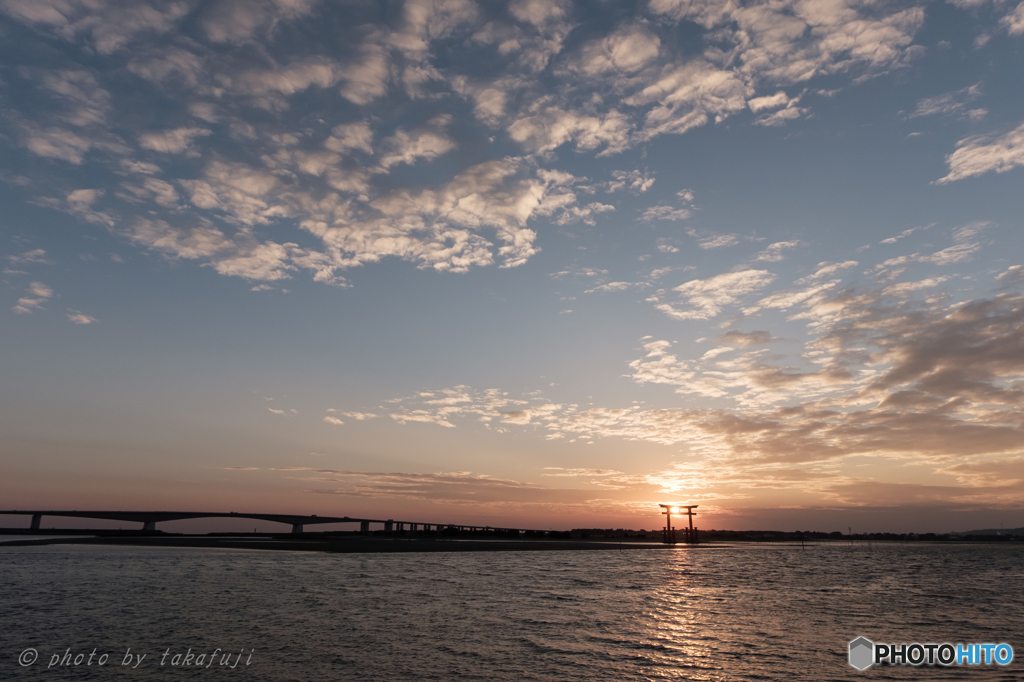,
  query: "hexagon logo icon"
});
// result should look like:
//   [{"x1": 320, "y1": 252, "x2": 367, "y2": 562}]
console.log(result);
[{"x1": 849, "y1": 636, "x2": 874, "y2": 671}]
